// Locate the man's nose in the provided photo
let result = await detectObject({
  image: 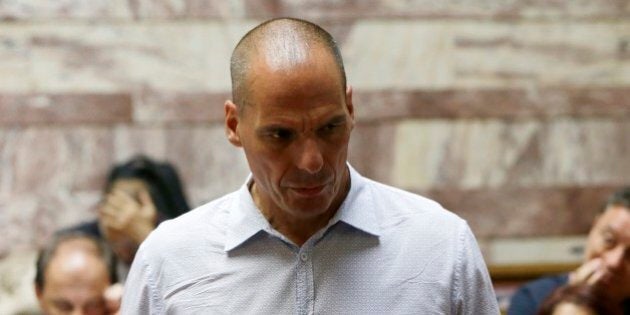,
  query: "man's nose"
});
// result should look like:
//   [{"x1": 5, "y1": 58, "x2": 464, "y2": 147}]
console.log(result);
[
  {"x1": 295, "y1": 138, "x2": 324, "y2": 174},
  {"x1": 603, "y1": 246, "x2": 625, "y2": 271}
]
